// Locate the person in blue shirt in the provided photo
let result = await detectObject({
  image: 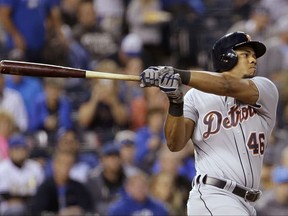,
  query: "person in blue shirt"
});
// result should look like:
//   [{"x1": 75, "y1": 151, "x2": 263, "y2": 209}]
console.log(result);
[
  {"x1": 107, "y1": 169, "x2": 169, "y2": 216},
  {"x1": 30, "y1": 78, "x2": 73, "y2": 144},
  {"x1": 0, "y1": 0, "x2": 64, "y2": 63},
  {"x1": 134, "y1": 107, "x2": 166, "y2": 174},
  {"x1": 43, "y1": 129, "x2": 98, "y2": 183},
  {"x1": 28, "y1": 148, "x2": 93, "y2": 216}
]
